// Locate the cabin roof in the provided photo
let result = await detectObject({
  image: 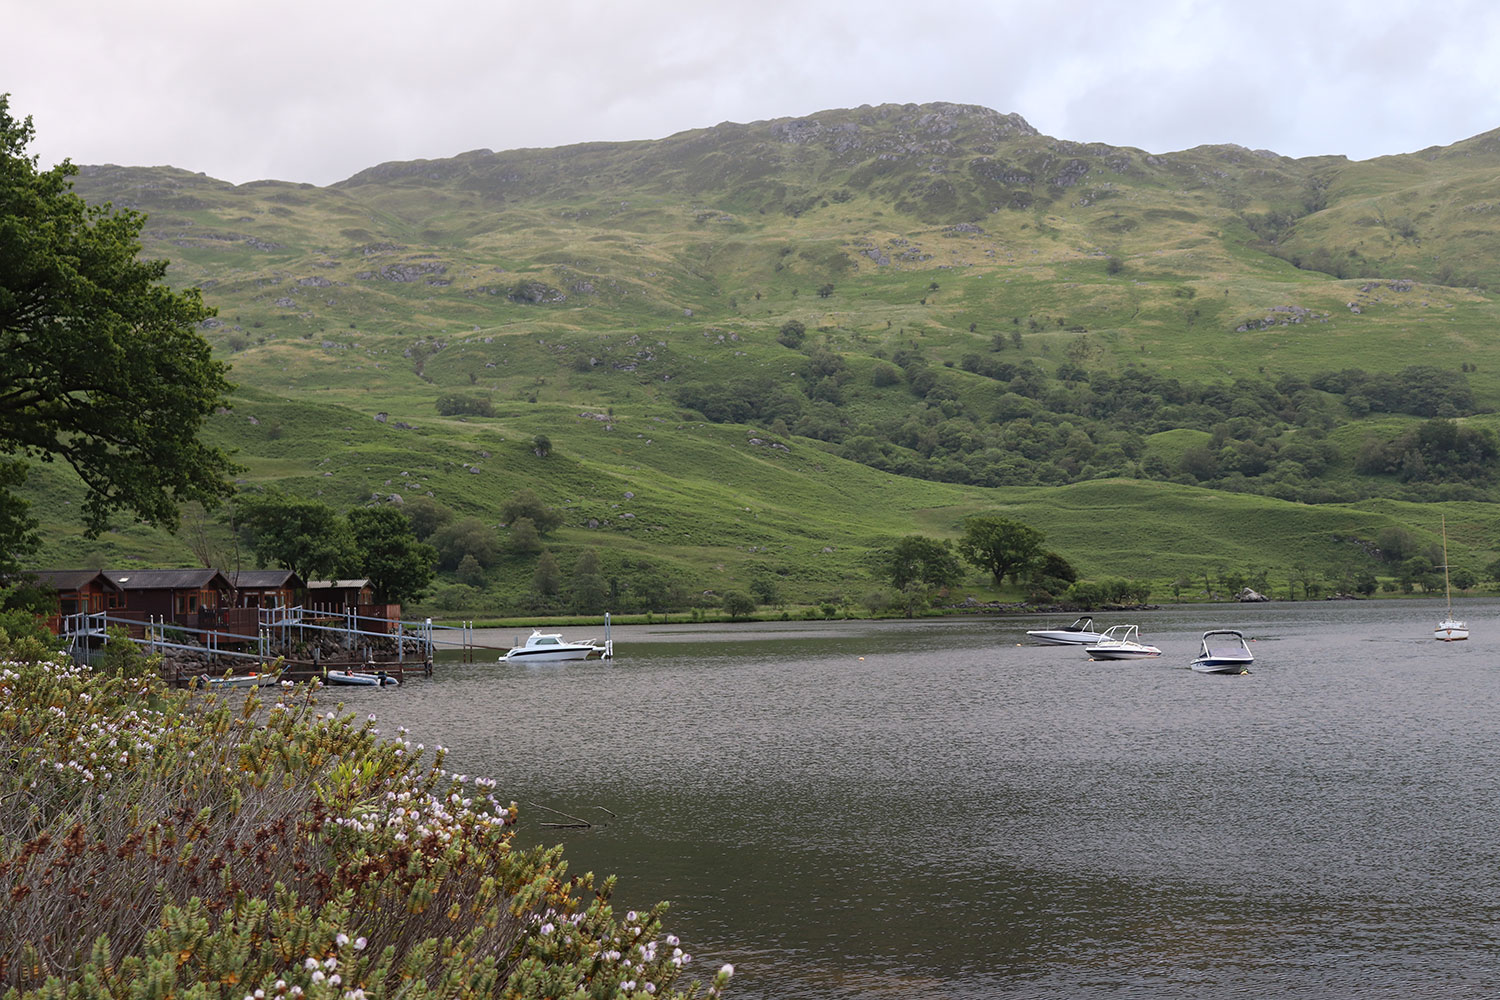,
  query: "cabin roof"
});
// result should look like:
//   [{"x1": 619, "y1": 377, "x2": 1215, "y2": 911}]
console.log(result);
[
  {"x1": 28, "y1": 569, "x2": 120, "y2": 591},
  {"x1": 104, "y1": 568, "x2": 231, "y2": 590},
  {"x1": 229, "y1": 569, "x2": 304, "y2": 589}
]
